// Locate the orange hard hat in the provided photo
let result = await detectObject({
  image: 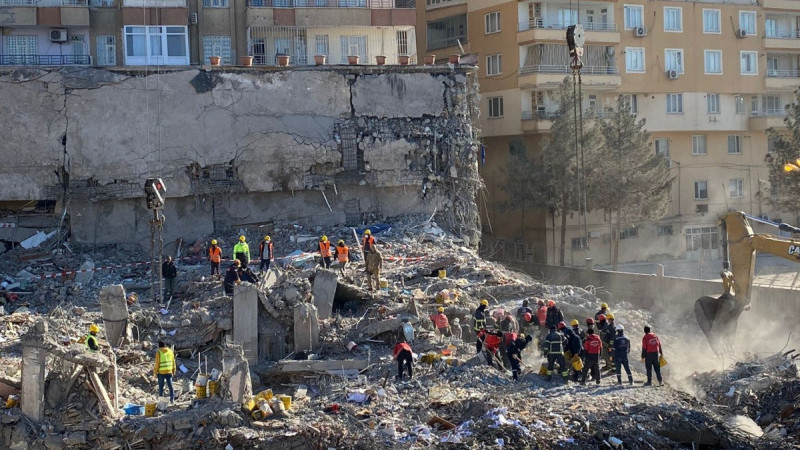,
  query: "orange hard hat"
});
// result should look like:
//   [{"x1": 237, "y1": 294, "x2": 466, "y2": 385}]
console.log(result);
[{"x1": 548, "y1": 300, "x2": 555, "y2": 307}]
